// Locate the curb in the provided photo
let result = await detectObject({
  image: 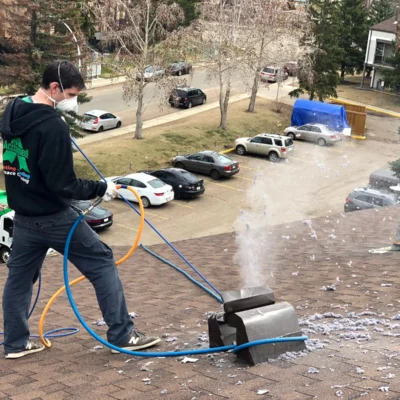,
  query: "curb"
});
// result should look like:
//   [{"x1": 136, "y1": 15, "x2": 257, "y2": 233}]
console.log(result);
[
  {"x1": 331, "y1": 97, "x2": 400, "y2": 119},
  {"x1": 220, "y1": 148, "x2": 234, "y2": 154}
]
